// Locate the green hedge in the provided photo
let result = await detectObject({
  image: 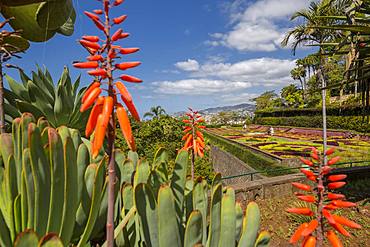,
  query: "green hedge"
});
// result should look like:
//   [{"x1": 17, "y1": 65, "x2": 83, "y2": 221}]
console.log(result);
[
  {"x1": 204, "y1": 132, "x2": 293, "y2": 176},
  {"x1": 254, "y1": 116, "x2": 370, "y2": 133},
  {"x1": 255, "y1": 106, "x2": 370, "y2": 118}
]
